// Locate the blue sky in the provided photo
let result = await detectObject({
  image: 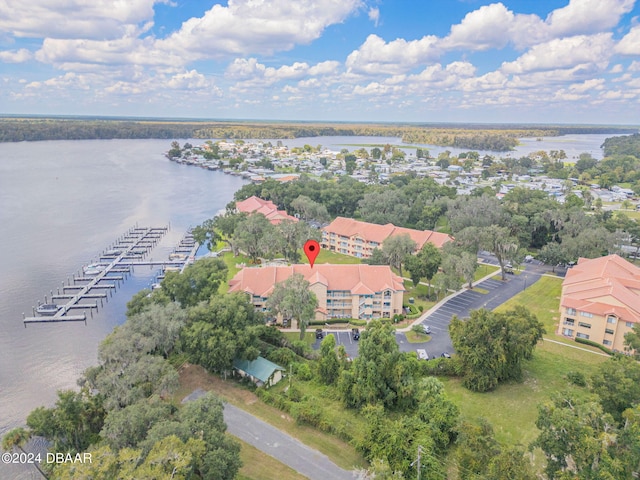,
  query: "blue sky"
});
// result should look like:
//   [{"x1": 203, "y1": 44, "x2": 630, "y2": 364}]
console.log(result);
[{"x1": 1, "y1": 0, "x2": 639, "y2": 124}]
